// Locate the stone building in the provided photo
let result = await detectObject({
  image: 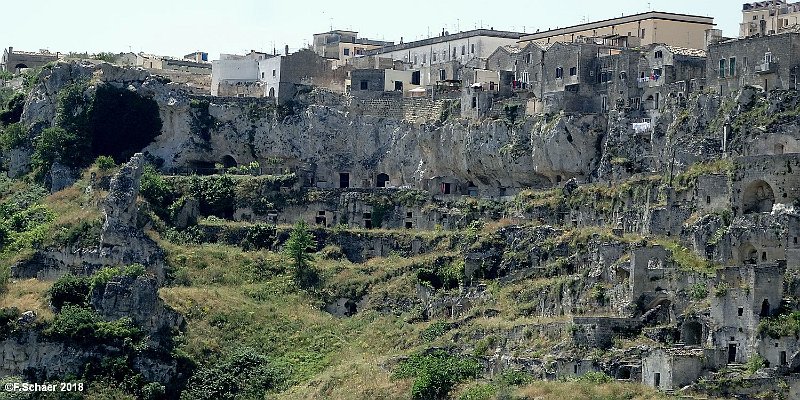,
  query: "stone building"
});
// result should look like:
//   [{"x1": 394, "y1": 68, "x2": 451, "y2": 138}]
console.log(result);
[
  {"x1": 349, "y1": 68, "x2": 421, "y2": 96},
  {"x1": 730, "y1": 154, "x2": 800, "y2": 216},
  {"x1": 638, "y1": 45, "x2": 707, "y2": 112},
  {"x1": 517, "y1": 11, "x2": 715, "y2": 50},
  {"x1": 708, "y1": 32, "x2": 800, "y2": 95},
  {"x1": 212, "y1": 49, "x2": 345, "y2": 101},
  {"x1": 709, "y1": 262, "x2": 786, "y2": 364},
  {"x1": 365, "y1": 29, "x2": 523, "y2": 87},
  {"x1": 740, "y1": 1, "x2": 800, "y2": 38},
  {"x1": 642, "y1": 347, "x2": 727, "y2": 391},
  {"x1": 136, "y1": 53, "x2": 211, "y2": 74},
  {"x1": 1, "y1": 47, "x2": 60, "y2": 73},
  {"x1": 312, "y1": 30, "x2": 393, "y2": 68}
]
